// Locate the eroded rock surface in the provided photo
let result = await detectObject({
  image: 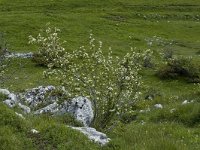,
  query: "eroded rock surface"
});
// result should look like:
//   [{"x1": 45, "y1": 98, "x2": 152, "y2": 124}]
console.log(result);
[
  {"x1": 34, "y1": 102, "x2": 59, "y2": 114},
  {"x1": 19, "y1": 85, "x2": 56, "y2": 107},
  {"x1": 71, "y1": 126, "x2": 110, "y2": 146},
  {"x1": 58, "y1": 96, "x2": 94, "y2": 126}
]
